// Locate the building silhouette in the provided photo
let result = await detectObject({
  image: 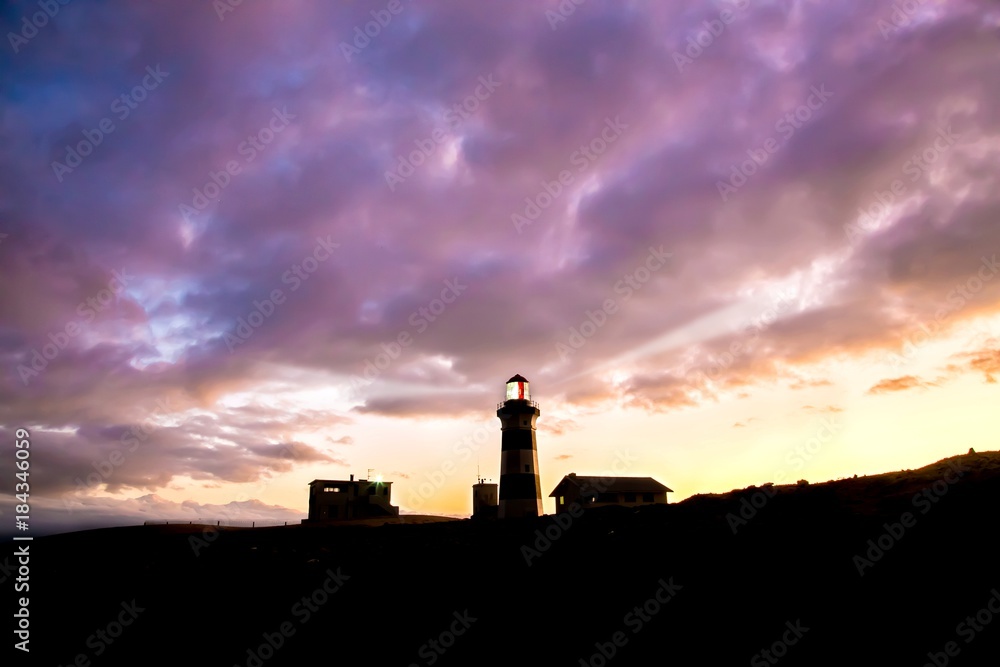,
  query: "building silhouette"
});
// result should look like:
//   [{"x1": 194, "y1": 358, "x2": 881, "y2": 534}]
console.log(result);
[
  {"x1": 305, "y1": 474, "x2": 399, "y2": 522},
  {"x1": 549, "y1": 474, "x2": 672, "y2": 514},
  {"x1": 471, "y1": 477, "x2": 498, "y2": 520},
  {"x1": 497, "y1": 374, "x2": 543, "y2": 518}
]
